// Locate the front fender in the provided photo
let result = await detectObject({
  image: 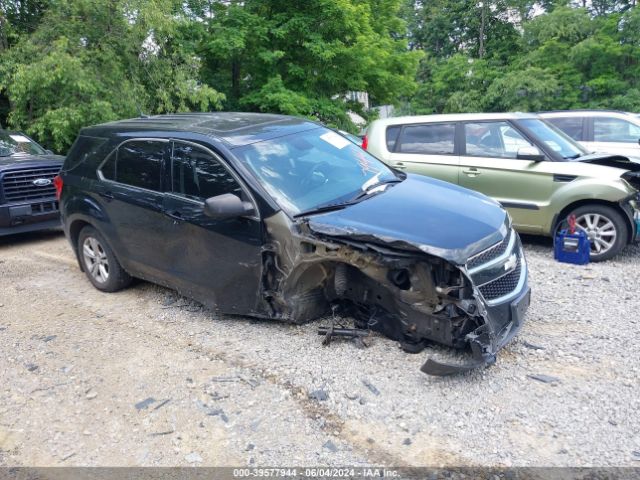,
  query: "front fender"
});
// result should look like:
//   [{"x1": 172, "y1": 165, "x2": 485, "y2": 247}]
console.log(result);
[{"x1": 544, "y1": 178, "x2": 634, "y2": 233}]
